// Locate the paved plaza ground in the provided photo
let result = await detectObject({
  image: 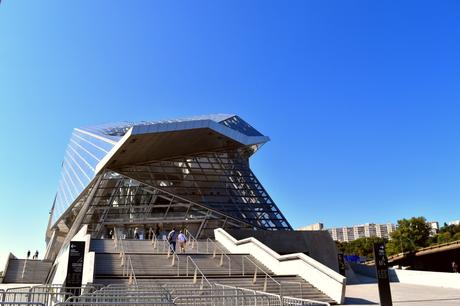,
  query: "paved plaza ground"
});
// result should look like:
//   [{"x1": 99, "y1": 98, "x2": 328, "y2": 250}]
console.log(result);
[{"x1": 346, "y1": 277, "x2": 460, "y2": 305}]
